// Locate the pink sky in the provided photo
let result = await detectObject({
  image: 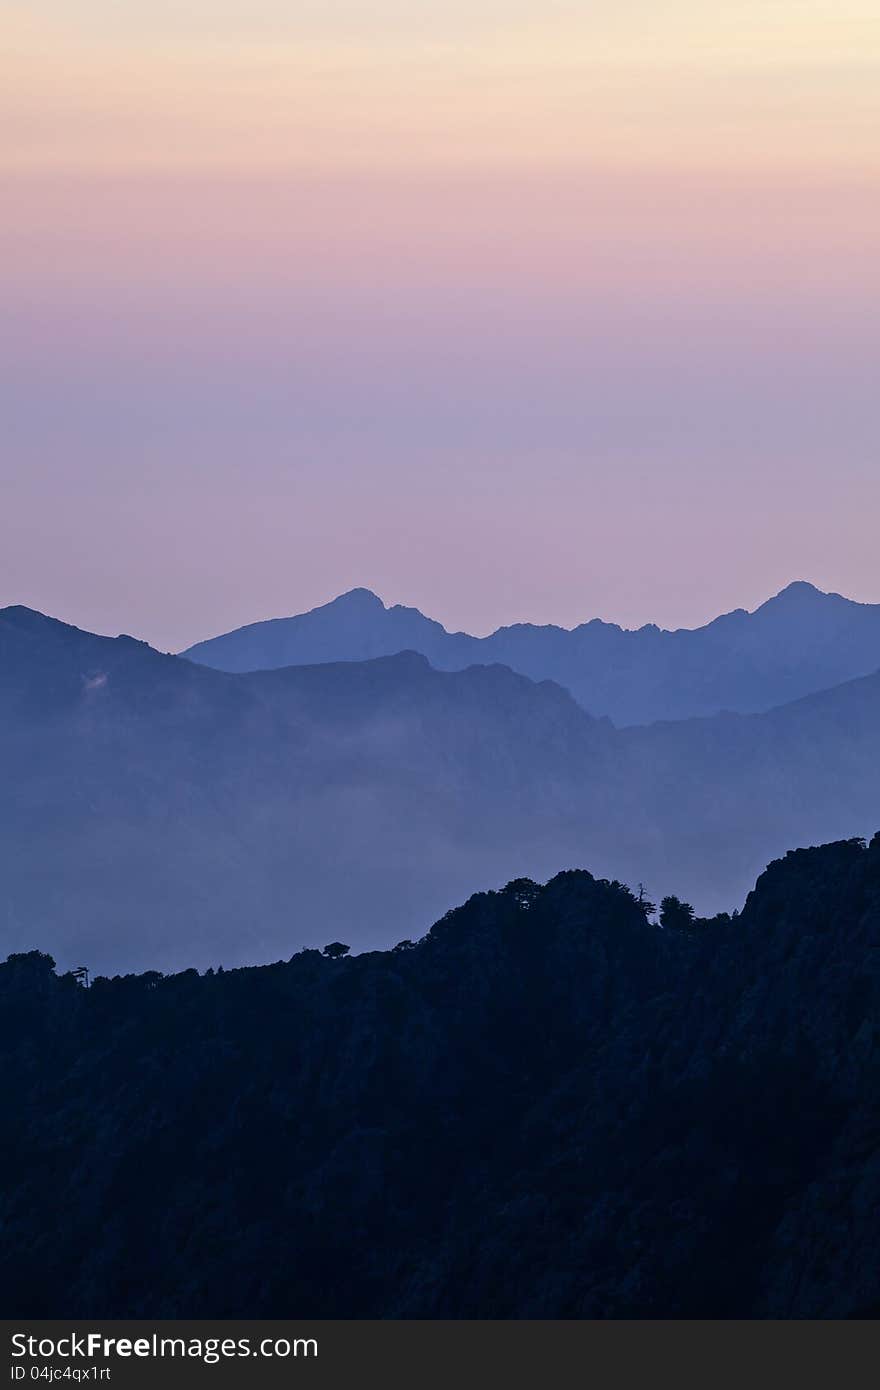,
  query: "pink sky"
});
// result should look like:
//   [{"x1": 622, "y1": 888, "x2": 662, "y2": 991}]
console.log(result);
[{"x1": 2, "y1": 5, "x2": 879, "y2": 647}]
